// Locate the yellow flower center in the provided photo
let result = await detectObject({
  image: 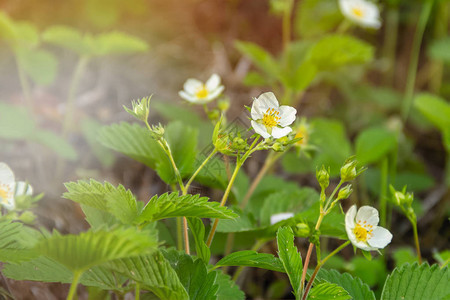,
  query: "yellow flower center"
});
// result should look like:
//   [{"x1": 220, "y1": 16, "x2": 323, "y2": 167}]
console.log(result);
[
  {"x1": 0, "y1": 185, "x2": 11, "y2": 203},
  {"x1": 295, "y1": 125, "x2": 309, "y2": 146},
  {"x1": 195, "y1": 86, "x2": 209, "y2": 99},
  {"x1": 352, "y1": 7, "x2": 364, "y2": 18},
  {"x1": 353, "y1": 221, "x2": 373, "y2": 242},
  {"x1": 262, "y1": 108, "x2": 281, "y2": 128}
]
